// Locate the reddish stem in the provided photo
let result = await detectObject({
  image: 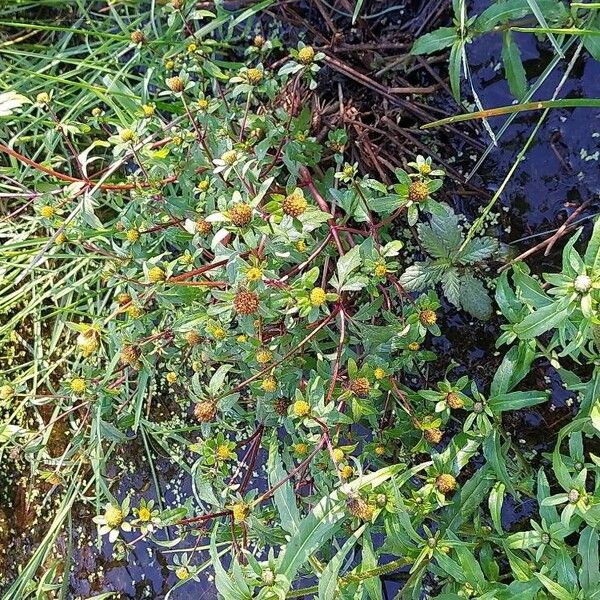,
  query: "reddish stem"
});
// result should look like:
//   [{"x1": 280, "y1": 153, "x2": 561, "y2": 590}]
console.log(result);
[{"x1": 299, "y1": 166, "x2": 345, "y2": 256}]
